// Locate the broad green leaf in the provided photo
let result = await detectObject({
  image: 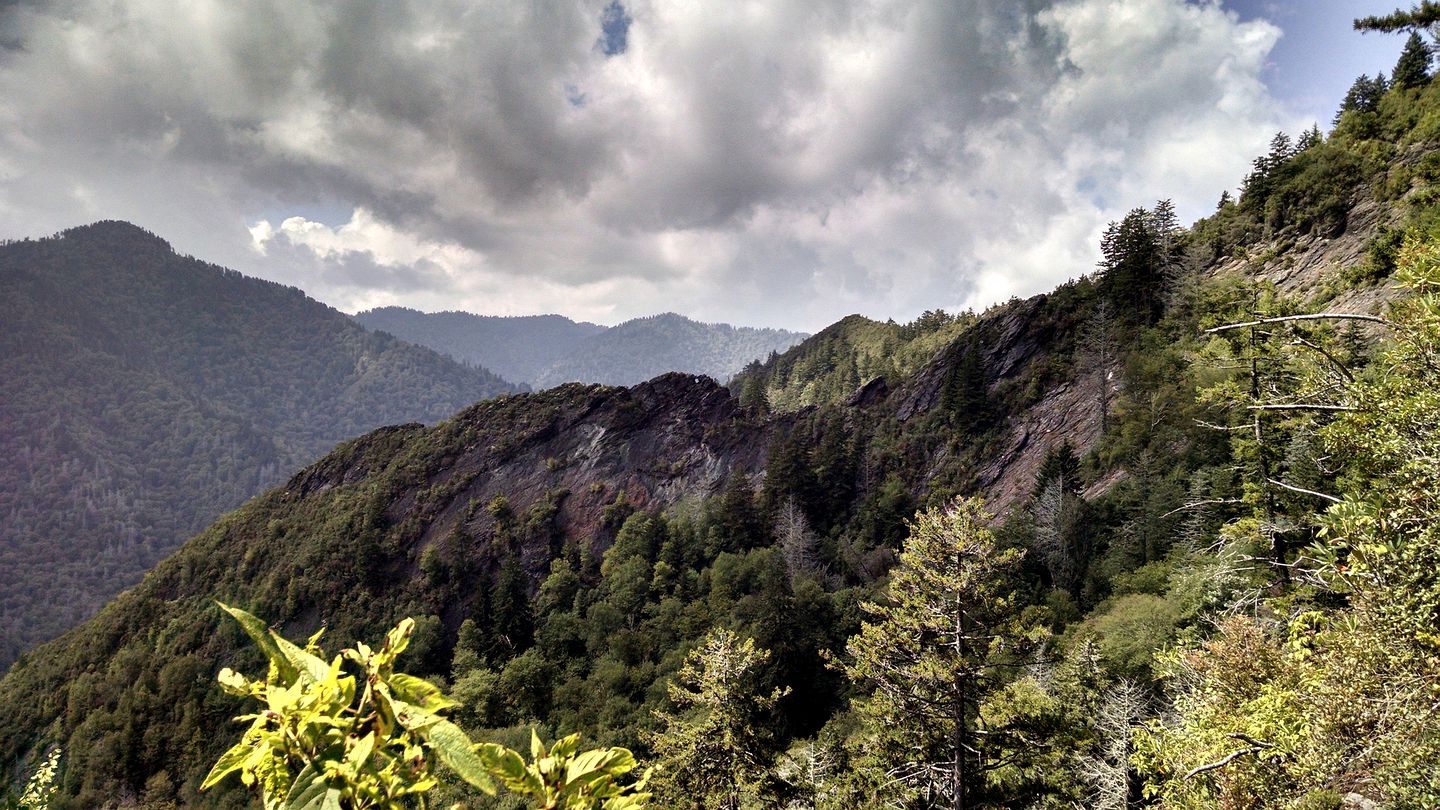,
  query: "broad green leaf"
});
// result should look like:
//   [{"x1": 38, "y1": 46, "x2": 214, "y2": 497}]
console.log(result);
[
  {"x1": 390, "y1": 672, "x2": 459, "y2": 713},
  {"x1": 201, "y1": 739, "x2": 255, "y2": 790},
  {"x1": 384, "y1": 618, "x2": 415, "y2": 657},
  {"x1": 271, "y1": 631, "x2": 330, "y2": 684},
  {"x1": 346, "y1": 732, "x2": 375, "y2": 768},
  {"x1": 477, "y1": 742, "x2": 542, "y2": 795},
  {"x1": 566, "y1": 747, "x2": 636, "y2": 786},
  {"x1": 284, "y1": 762, "x2": 331, "y2": 810},
  {"x1": 217, "y1": 601, "x2": 298, "y2": 682},
  {"x1": 390, "y1": 698, "x2": 441, "y2": 732},
  {"x1": 422, "y1": 718, "x2": 495, "y2": 794}
]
